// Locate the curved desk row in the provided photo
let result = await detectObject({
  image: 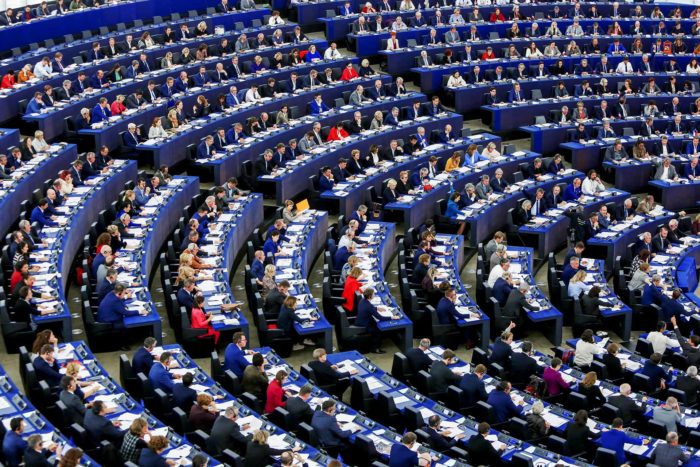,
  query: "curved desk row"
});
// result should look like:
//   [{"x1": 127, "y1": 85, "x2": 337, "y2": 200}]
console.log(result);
[
  {"x1": 32, "y1": 159, "x2": 137, "y2": 339},
  {"x1": 202, "y1": 194, "x2": 264, "y2": 337},
  {"x1": 54, "y1": 341, "x2": 218, "y2": 464},
  {"x1": 0, "y1": 9, "x2": 274, "y2": 80},
  {"x1": 402, "y1": 37, "x2": 699, "y2": 80},
  {"x1": 447, "y1": 166, "x2": 581, "y2": 246},
  {"x1": 561, "y1": 133, "x2": 692, "y2": 186},
  {"x1": 321, "y1": 133, "x2": 500, "y2": 218},
  {"x1": 504, "y1": 342, "x2": 697, "y2": 461},
  {"x1": 0, "y1": 139, "x2": 77, "y2": 240},
  {"x1": 434, "y1": 233, "x2": 491, "y2": 350},
  {"x1": 130, "y1": 64, "x2": 393, "y2": 170},
  {"x1": 328, "y1": 347, "x2": 593, "y2": 466},
  {"x1": 423, "y1": 63, "x2": 700, "y2": 102},
  {"x1": 586, "y1": 210, "x2": 676, "y2": 272},
  {"x1": 505, "y1": 246, "x2": 563, "y2": 345},
  {"x1": 519, "y1": 188, "x2": 629, "y2": 258},
  {"x1": 523, "y1": 112, "x2": 700, "y2": 157},
  {"x1": 362, "y1": 22, "x2": 700, "y2": 59},
  {"x1": 26, "y1": 38, "x2": 327, "y2": 143},
  {"x1": 649, "y1": 236, "x2": 700, "y2": 329},
  {"x1": 354, "y1": 221, "x2": 413, "y2": 352},
  {"x1": 195, "y1": 90, "x2": 415, "y2": 185},
  {"x1": 260, "y1": 111, "x2": 462, "y2": 204},
  {"x1": 273, "y1": 210, "x2": 334, "y2": 351},
  {"x1": 0, "y1": 0, "x2": 235, "y2": 49},
  {"x1": 21, "y1": 28, "x2": 306, "y2": 140},
  {"x1": 3, "y1": 14, "x2": 296, "y2": 124},
  {"x1": 319, "y1": 0, "x2": 699, "y2": 43},
  {"x1": 113, "y1": 176, "x2": 201, "y2": 343},
  {"x1": 484, "y1": 93, "x2": 700, "y2": 133},
  {"x1": 253, "y1": 345, "x2": 457, "y2": 465}
]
